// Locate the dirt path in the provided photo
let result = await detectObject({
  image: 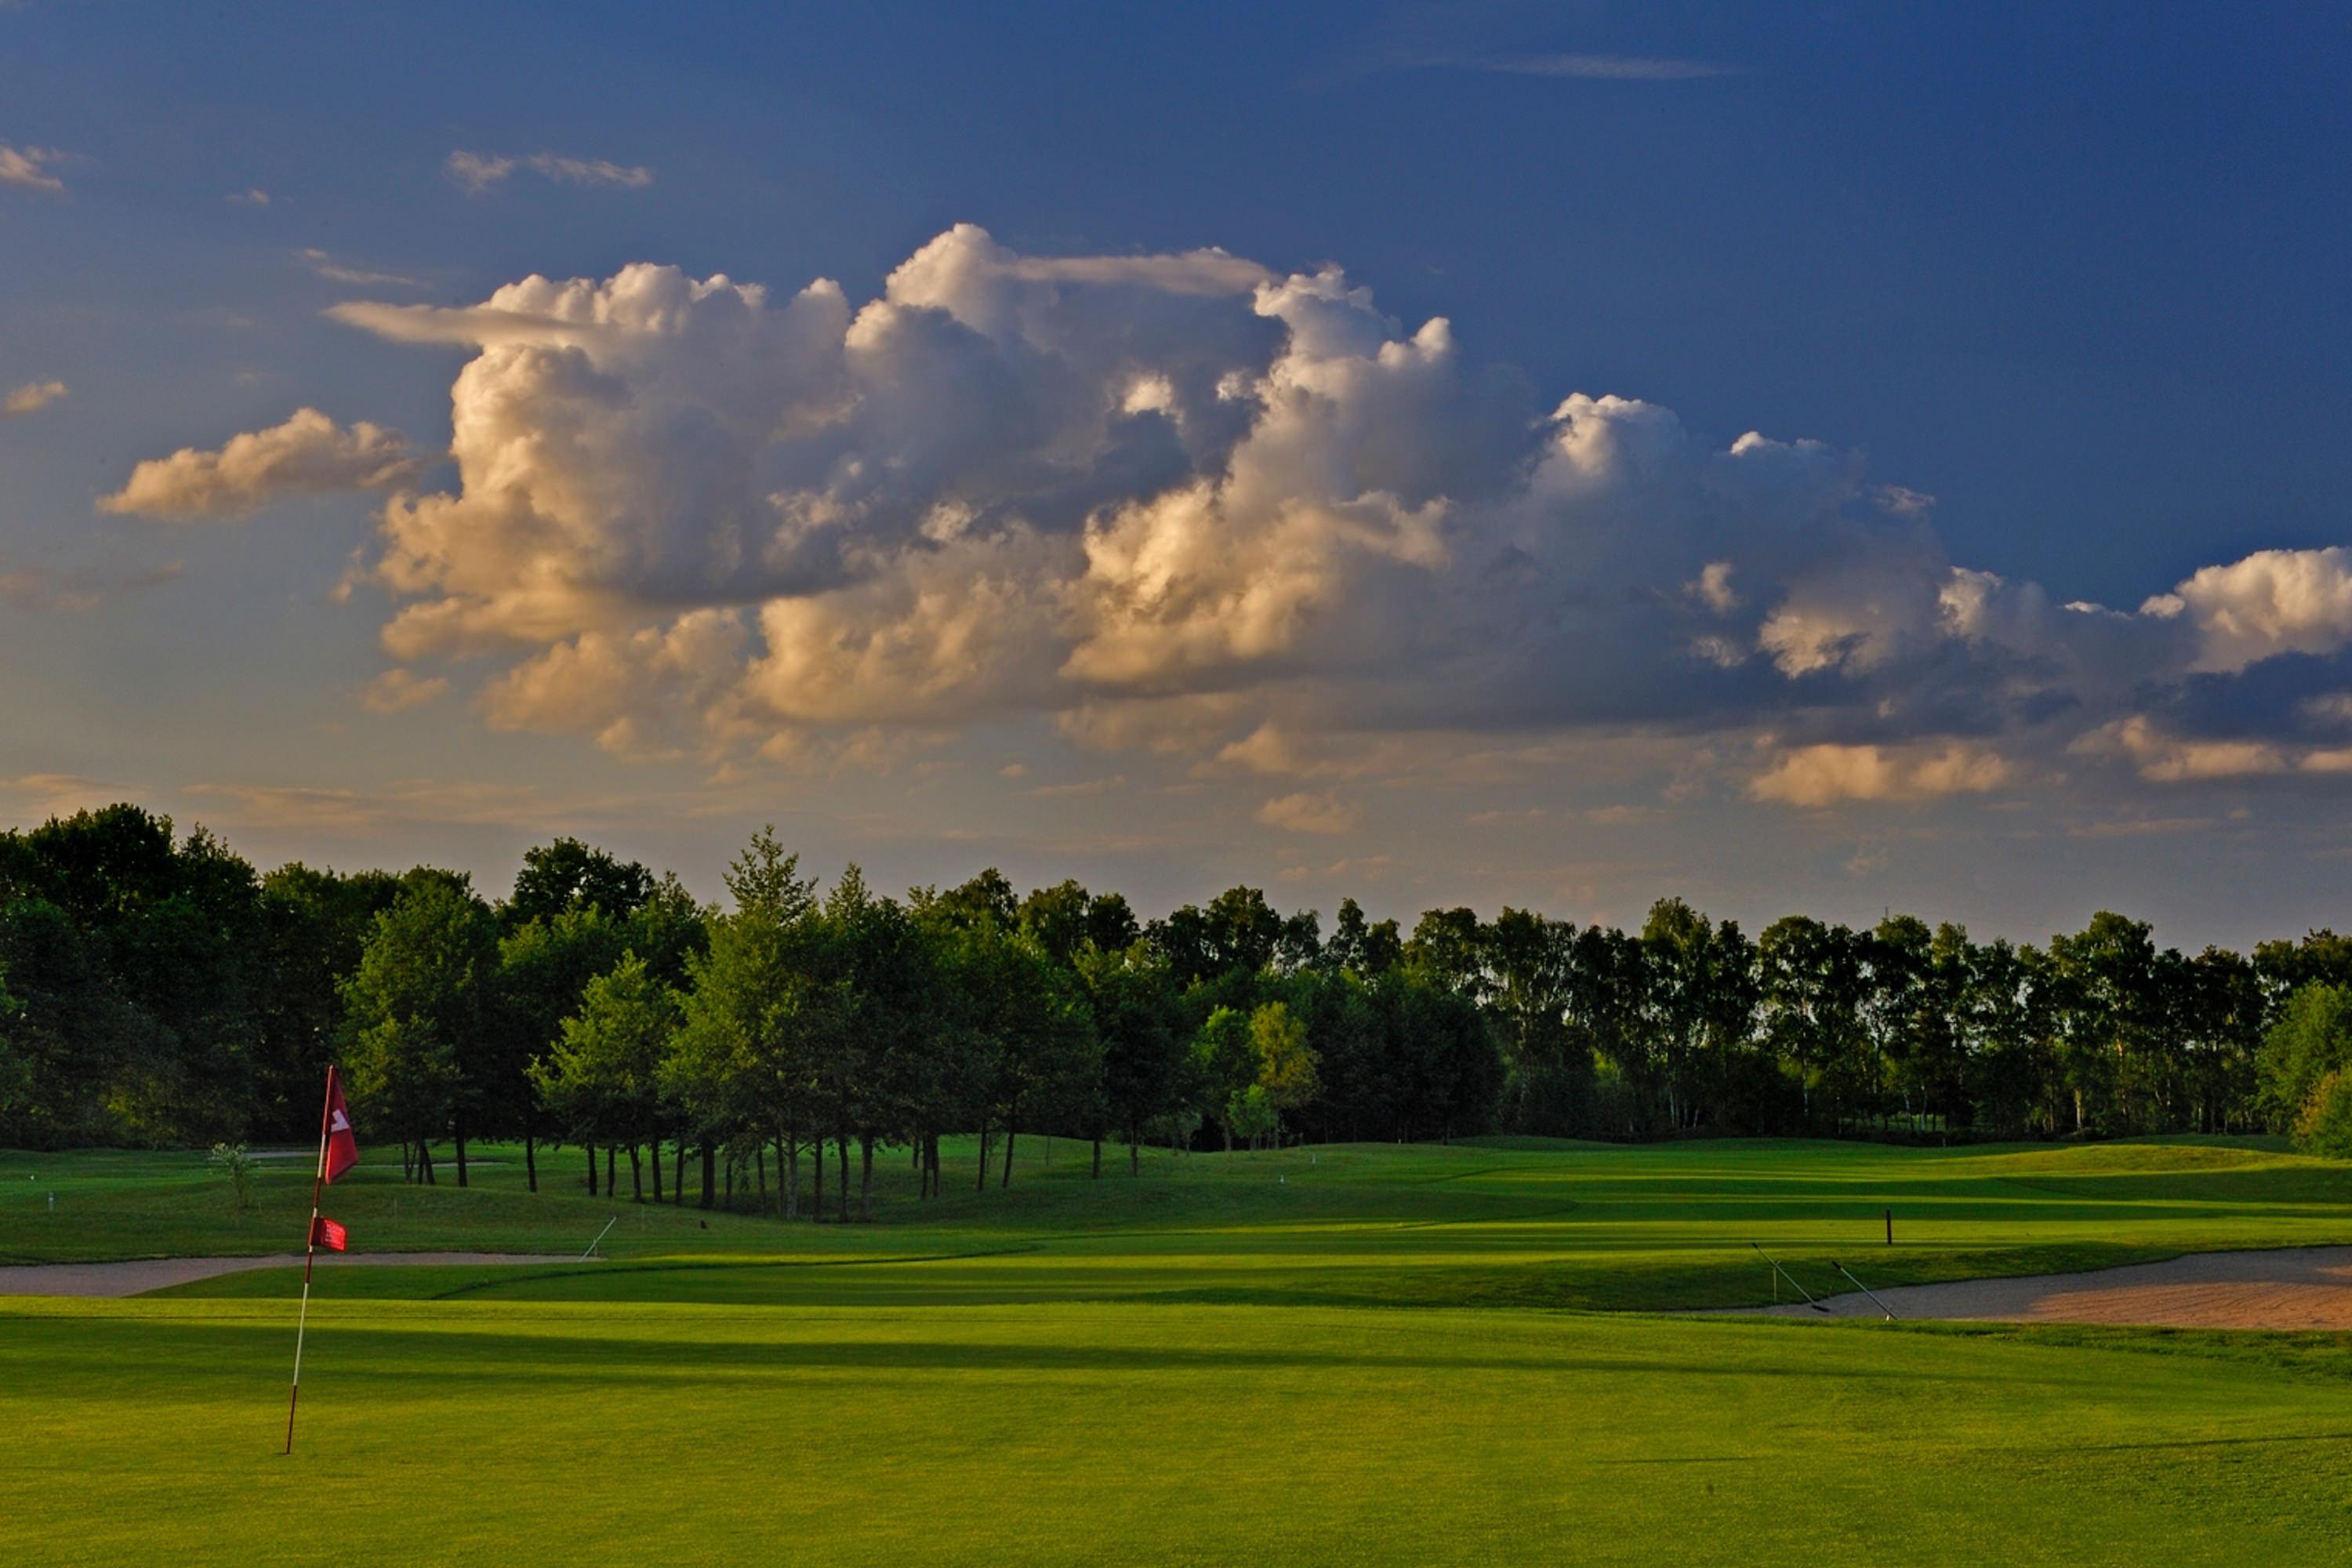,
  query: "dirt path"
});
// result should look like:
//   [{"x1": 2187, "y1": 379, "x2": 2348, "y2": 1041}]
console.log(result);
[
  {"x1": 1733, "y1": 1246, "x2": 2352, "y2": 1328},
  {"x1": 0, "y1": 1253, "x2": 584, "y2": 1298}
]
